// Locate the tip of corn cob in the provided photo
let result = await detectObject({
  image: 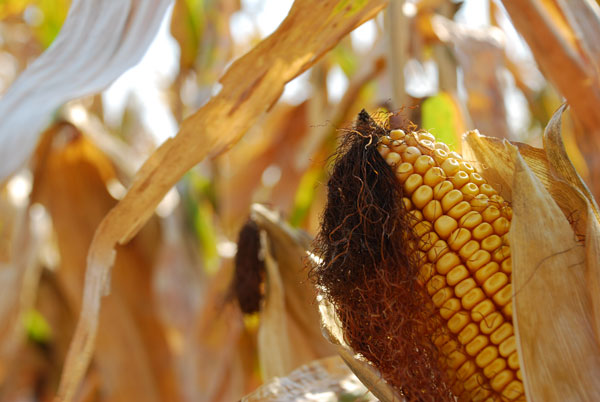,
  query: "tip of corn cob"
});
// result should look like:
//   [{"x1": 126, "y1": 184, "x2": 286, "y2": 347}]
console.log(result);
[{"x1": 314, "y1": 111, "x2": 524, "y2": 402}]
